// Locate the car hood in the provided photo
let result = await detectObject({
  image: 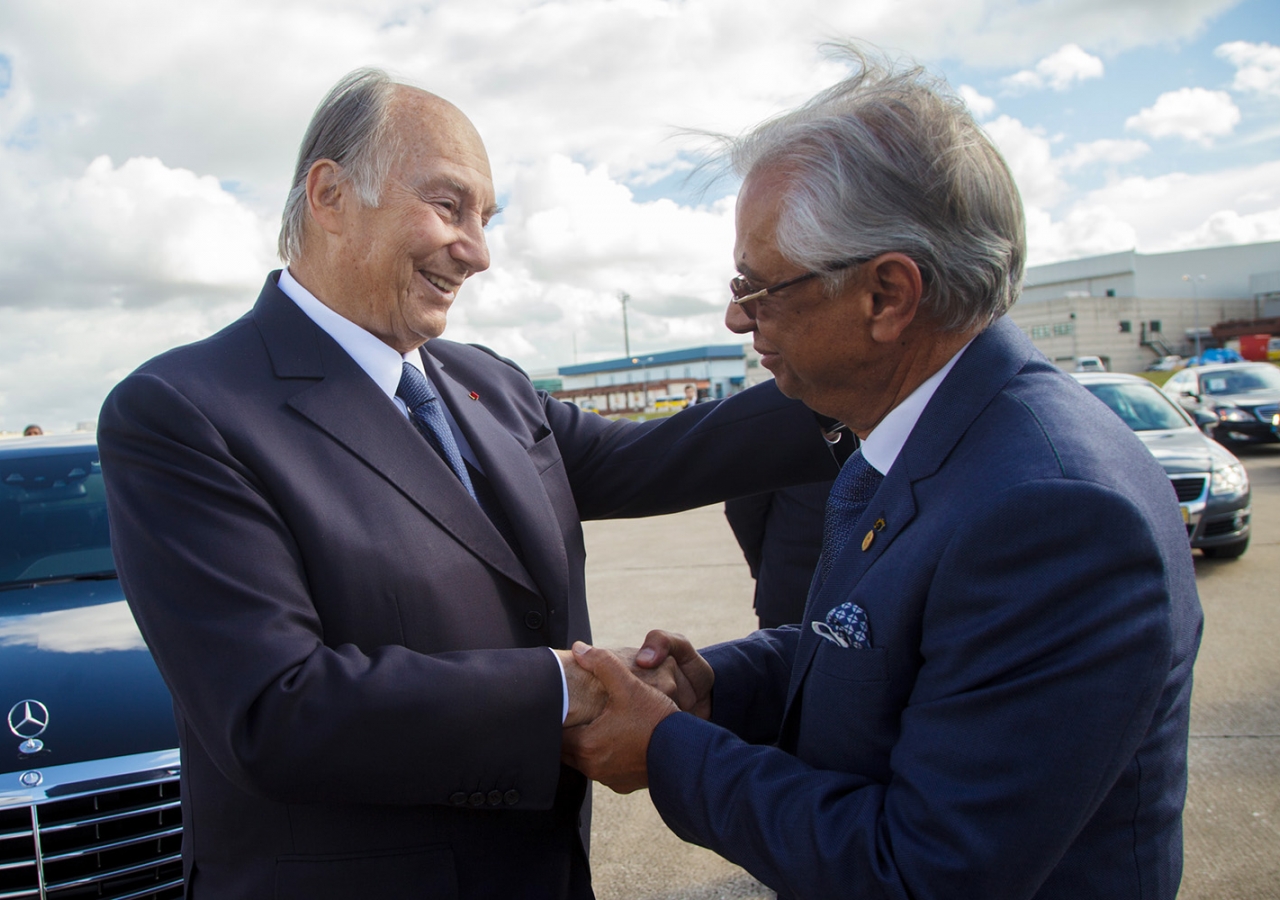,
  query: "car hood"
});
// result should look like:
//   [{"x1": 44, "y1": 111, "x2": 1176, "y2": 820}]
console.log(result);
[
  {"x1": 0, "y1": 579, "x2": 176, "y2": 775},
  {"x1": 1206, "y1": 389, "x2": 1280, "y2": 410},
  {"x1": 1135, "y1": 427, "x2": 1218, "y2": 474}
]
